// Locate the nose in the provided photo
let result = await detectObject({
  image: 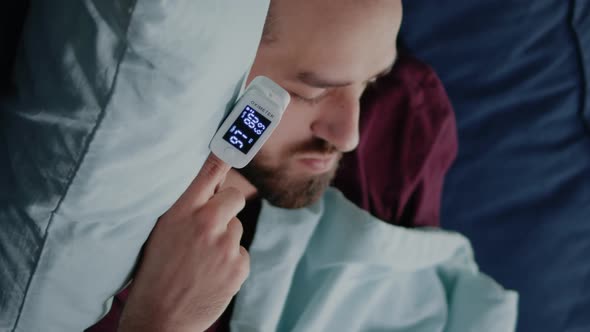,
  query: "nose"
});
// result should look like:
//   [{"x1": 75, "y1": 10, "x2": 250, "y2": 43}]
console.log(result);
[{"x1": 310, "y1": 88, "x2": 360, "y2": 152}]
